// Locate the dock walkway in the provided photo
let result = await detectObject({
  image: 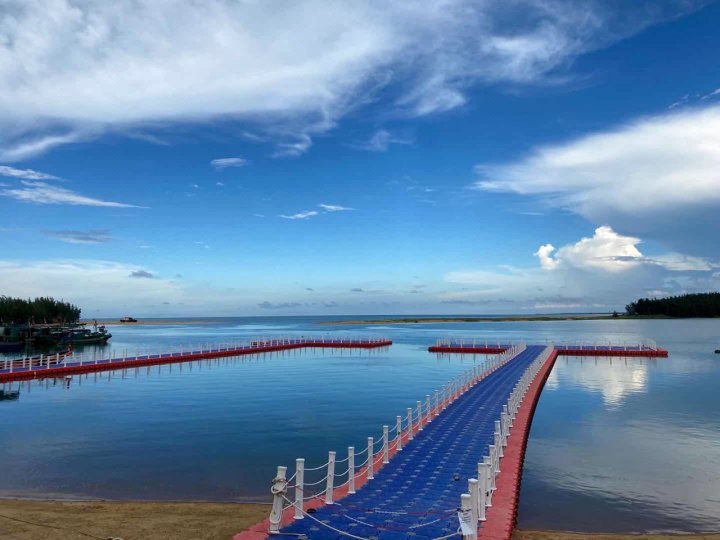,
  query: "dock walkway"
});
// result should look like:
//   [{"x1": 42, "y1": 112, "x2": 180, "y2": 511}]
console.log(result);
[
  {"x1": 0, "y1": 337, "x2": 392, "y2": 383},
  {"x1": 266, "y1": 345, "x2": 548, "y2": 540}
]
